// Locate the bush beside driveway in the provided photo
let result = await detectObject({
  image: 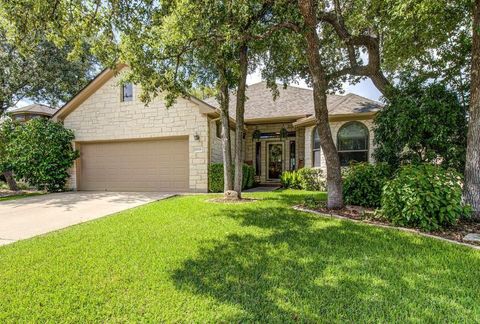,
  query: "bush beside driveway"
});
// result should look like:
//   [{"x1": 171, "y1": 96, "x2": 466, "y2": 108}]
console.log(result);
[{"x1": 0, "y1": 190, "x2": 479, "y2": 322}]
